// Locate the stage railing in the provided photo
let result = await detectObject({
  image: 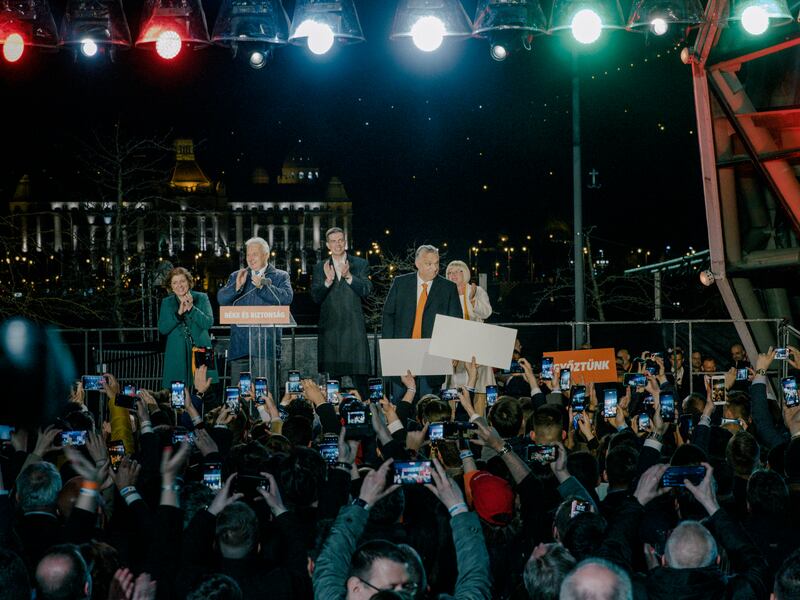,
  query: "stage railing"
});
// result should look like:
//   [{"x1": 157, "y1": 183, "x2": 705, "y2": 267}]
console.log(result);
[{"x1": 55, "y1": 318, "x2": 787, "y2": 391}]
